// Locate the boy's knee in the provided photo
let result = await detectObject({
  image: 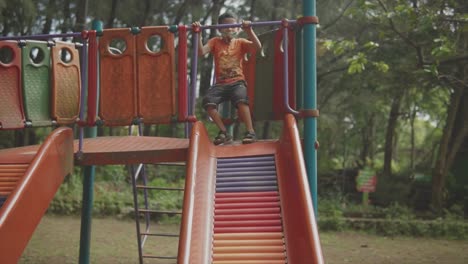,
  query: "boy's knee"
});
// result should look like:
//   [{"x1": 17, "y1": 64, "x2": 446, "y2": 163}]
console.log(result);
[
  {"x1": 234, "y1": 99, "x2": 249, "y2": 108},
  {"x1": 204, "y1": 104, "x2": 217, "y2": 111}
]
